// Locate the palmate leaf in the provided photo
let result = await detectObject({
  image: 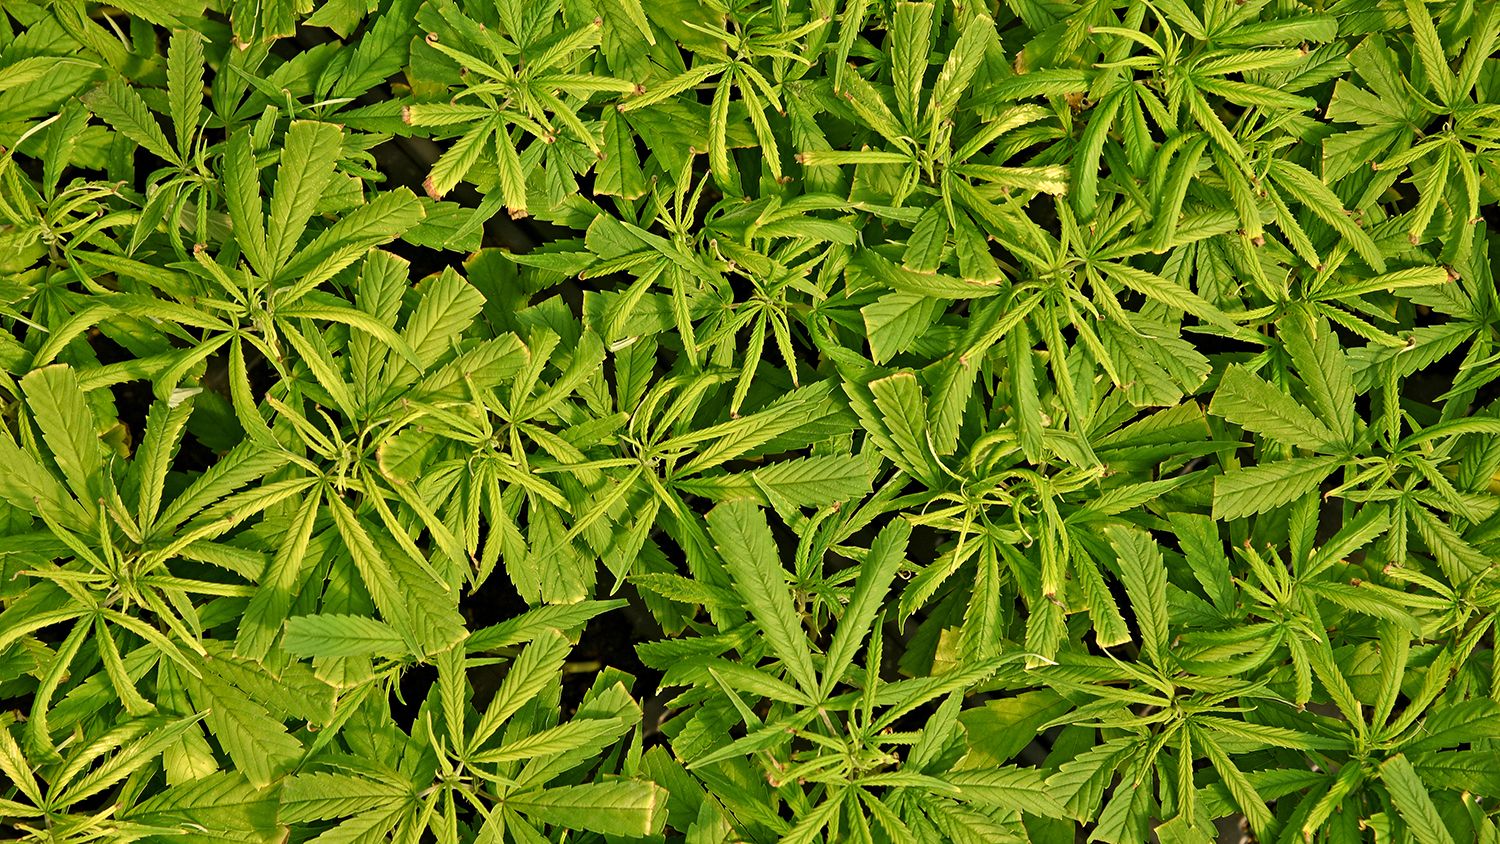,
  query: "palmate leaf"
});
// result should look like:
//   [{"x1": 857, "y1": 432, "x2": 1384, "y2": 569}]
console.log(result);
[
  {"x1": 224, "y1": 130, "x2": 272, "y2": 277},
  {"x1": 279, "y1": 773, "x2": 410, "y2": 823},
  {"x1": 1104, "y1": 526, "x2": 1169, "y2": 666},
  {"x1": 820, "y1": 518, "x2": 908, "y2": 697},
  {"x1": 707, "y1": 500, "x2": 819, "y2": 695},
  {"x1": 235, "y1": 488, "x2": 322, "y2": 661},
  {"x1": 1382, "y1": 754, "x2": 1458, "y2": 844},
  {"x1": 469, "y1": 629, "x2": 573, "y2": 750},
  {"x1": 165, "y1": 30, "x2": 204, "y2": 155},
  {"x1": 940, "y1": 767, "x2": 1068, "y2": 818},
  {"x1": 19, "y1": 365, "x2": 102, "y2": 505},
  {"x1": 5, "y1": 1, "x2": 1500, "y2": 842},
  {"x1": 282, "y1": 613, "x2": 410, "y2": 659},
  {"x1": 1210, "y1": 365, "x2": 1336, "y2": 450},
  {"x1": 81, "y1": 78, "x2": 178, "y2": 165},
  {"x1": 1267, "y1": 159, "x2": 1387, "y2": 273},
  {"x1": 505, "y1": 781, "x2": 669, "y2": 837},
  {"x1": 124, "y1": 772, "x2": 282, "y2": 840},
  {"x1": 183, "y1": 668, "x2": 304, "y2": 789},
  {"x1": 268, "y1": 121, "x2": 345, "y2": 271},
  {"x1": 862, "y1": 292, "x2": 937, "y2": 364},
  {"x1": 1213, "y1": 457, "x2": 1340, "y2": 520}
]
